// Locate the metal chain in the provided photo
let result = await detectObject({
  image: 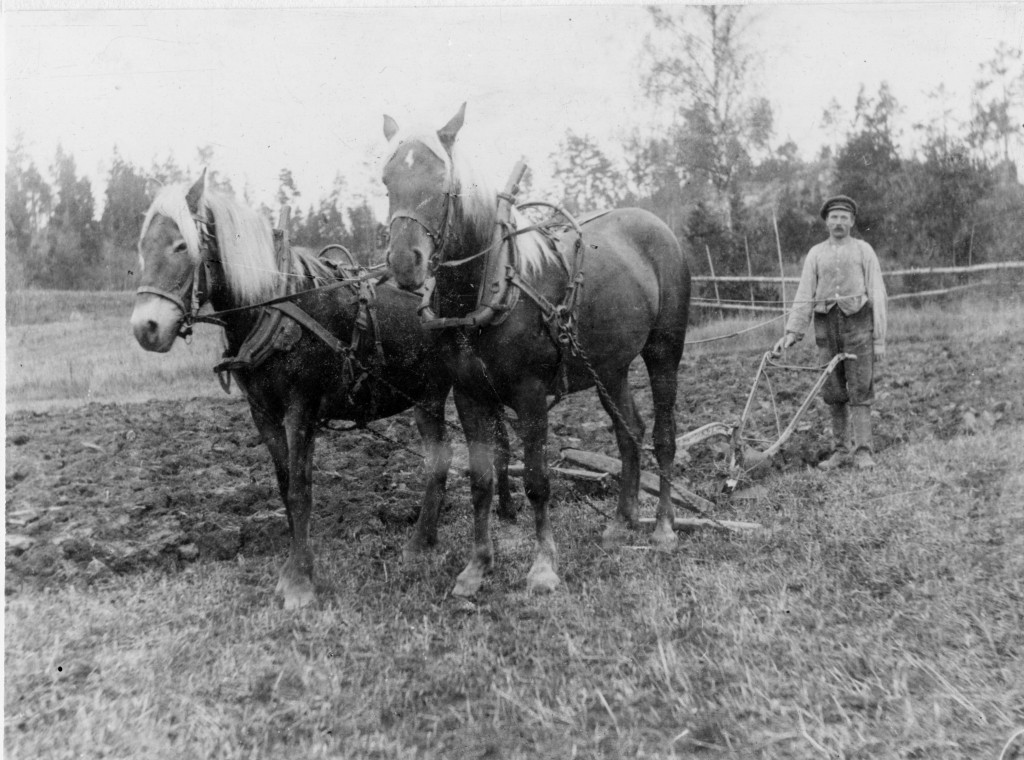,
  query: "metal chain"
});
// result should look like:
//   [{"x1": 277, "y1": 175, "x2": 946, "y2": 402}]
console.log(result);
[
  {"x1": 561, "y1": 328, "x2": 720, "y2": 521},
  {"x1": 321, "y1": 419, "x2": 432, "y2": 465}
]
